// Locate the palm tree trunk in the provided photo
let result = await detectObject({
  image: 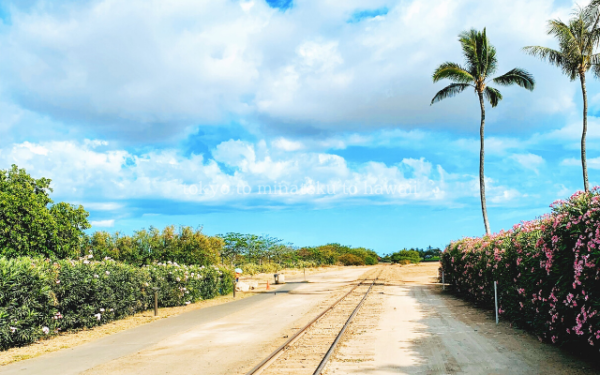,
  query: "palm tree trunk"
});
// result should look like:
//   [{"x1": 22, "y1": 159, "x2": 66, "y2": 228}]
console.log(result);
[
  {"x1": 477, "y1": 92, "x2": 491, "y2": 235},
  {"x1": 580, "y1": 72, "x2": 590, "y2": 193}
]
